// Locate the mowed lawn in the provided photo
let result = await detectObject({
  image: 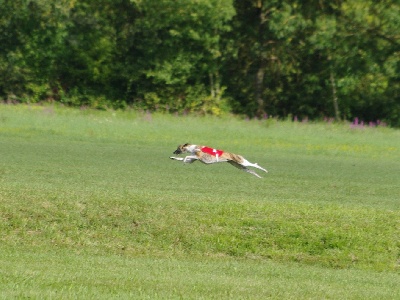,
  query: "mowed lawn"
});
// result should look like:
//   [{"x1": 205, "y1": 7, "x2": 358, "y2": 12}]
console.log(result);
[{"x1": 0, "y1": 104, "x2": 399, "y2": 299}]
